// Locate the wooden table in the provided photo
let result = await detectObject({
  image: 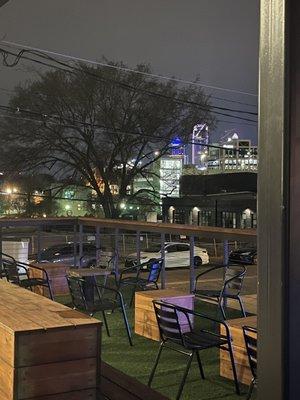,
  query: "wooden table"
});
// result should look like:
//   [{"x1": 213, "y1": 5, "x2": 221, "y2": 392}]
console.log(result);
[
  {"x1": 220, "y1": 315, "x2": 257, "y2": 385},
  {"x1": 29, "y1": 262, "x2": 70, "y2": 297},
  {"x1": 0, "y1": 280, "x2": 101, "y2": 400},
  {"x1": 69, "y1": 268, "x2": 111, "y2": 303},
  {"x1": 135, "y1": 289, "x2": 195, "y2": 341}
]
